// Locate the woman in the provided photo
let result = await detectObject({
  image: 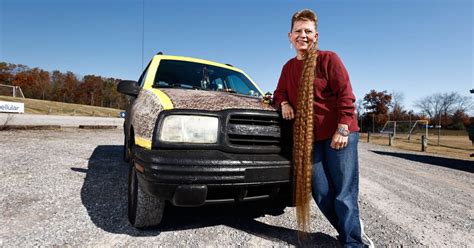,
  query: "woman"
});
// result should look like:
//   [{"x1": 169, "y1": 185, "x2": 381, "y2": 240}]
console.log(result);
[{"x1": 273, "y1": 9, "x2": 373, "y2": 248}]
